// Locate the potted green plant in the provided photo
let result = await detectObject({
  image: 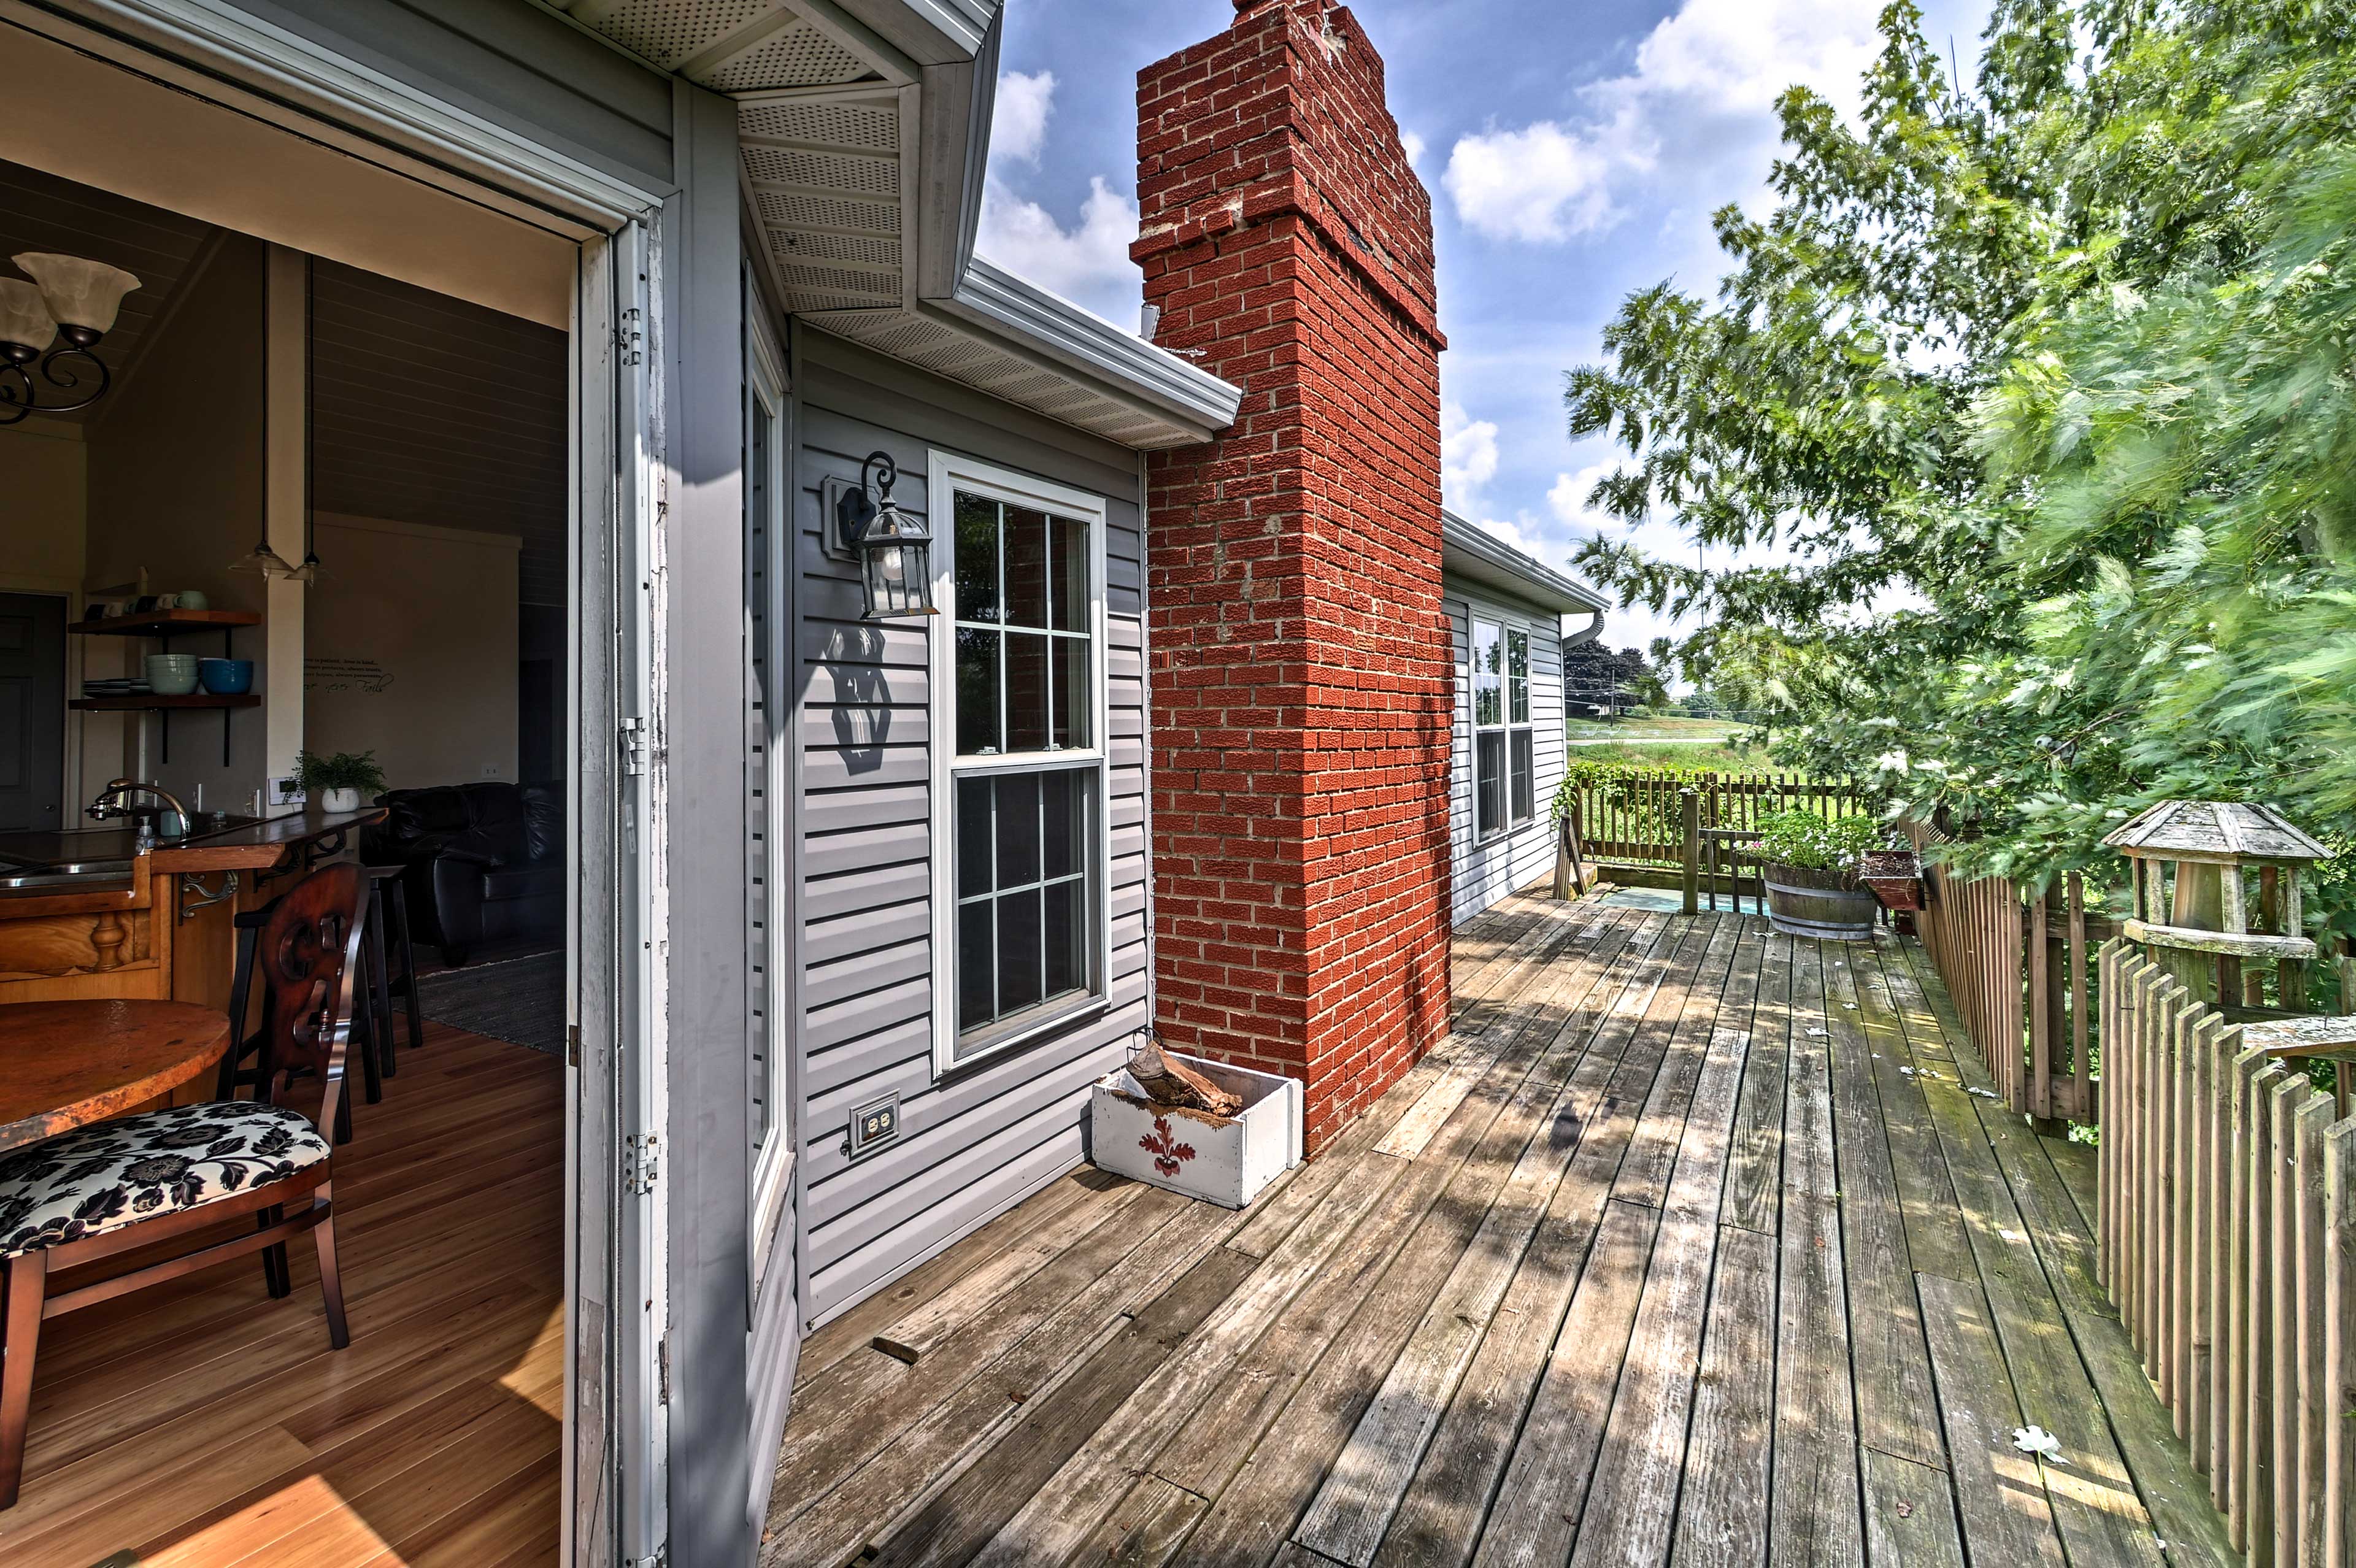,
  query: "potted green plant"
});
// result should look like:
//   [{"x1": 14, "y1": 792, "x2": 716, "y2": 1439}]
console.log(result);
[
  {"x1": 1747, "y1": 810, "x2": 1883, "y2": 940},
  {"x1": 291, "y1": 749, "x2": 387, "y2": 815}
]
